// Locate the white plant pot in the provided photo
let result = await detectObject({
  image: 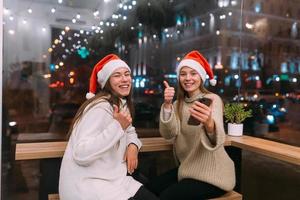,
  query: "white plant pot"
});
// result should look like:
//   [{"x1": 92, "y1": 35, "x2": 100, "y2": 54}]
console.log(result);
[{"x1": 228, "y1": 123, "x2": 243, "y2": 136}]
